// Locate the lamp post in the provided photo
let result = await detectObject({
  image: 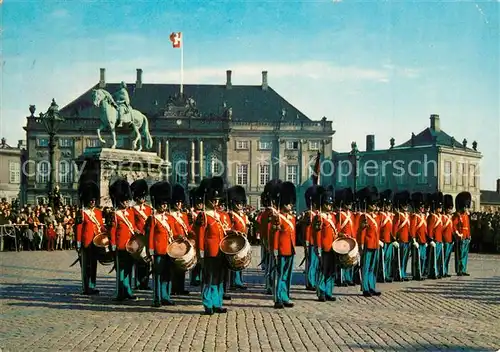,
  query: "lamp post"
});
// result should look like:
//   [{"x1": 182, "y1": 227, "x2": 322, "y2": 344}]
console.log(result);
[
  {"x1": 38, "y1": 99, "x2": 65, "y2": 207},
  {"x1": 349, "y1": 141, "x2": 360, "y2": 193}
]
